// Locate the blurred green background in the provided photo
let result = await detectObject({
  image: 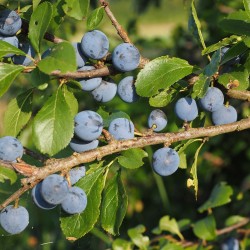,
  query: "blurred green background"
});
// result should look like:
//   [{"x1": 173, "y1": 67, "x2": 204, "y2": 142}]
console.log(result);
[{"x1": 0, "y1": 0, "x2": 250, "y2": 249}]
